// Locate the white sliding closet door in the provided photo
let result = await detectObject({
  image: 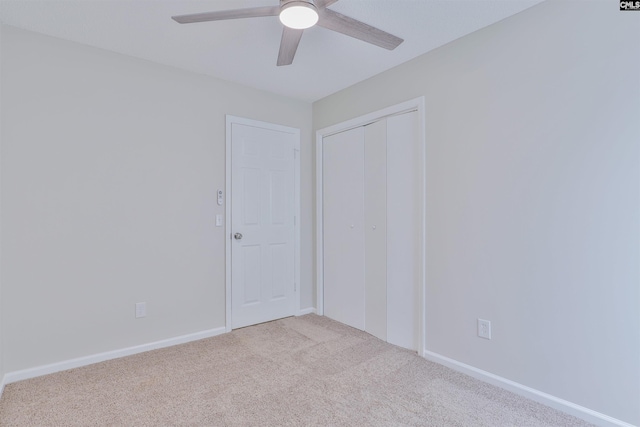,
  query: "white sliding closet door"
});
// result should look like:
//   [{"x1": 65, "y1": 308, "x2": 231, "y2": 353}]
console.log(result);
[
  {"x1": 364, "y1": 120, "x2": 387, "y2": 341},
  {"x1": 322, "y1": 110, "x2": 420, "y2": 350},
  {"x1": 387, "y1": 111, "x2": 420, "y2": 350},
  {"x1": 323, "y1": 127, "x2": 365, "y2": 330}
]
